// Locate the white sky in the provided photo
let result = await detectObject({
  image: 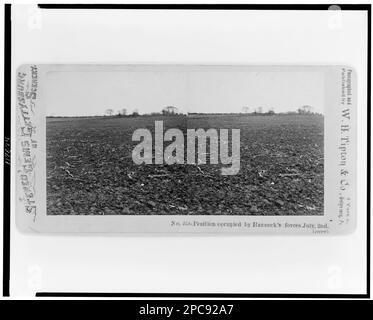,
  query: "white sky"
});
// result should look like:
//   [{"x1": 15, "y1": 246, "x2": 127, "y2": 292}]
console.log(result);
[{"x1": 45, "y1": 70, "x2": 324, "y2": 116}]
